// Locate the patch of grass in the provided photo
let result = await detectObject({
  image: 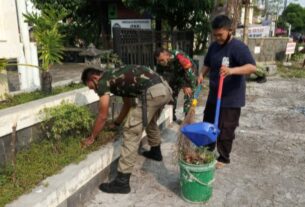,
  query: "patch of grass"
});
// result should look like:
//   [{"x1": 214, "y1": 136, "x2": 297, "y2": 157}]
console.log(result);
[
  {"x1": 0, "y1": 130, "x2": 115, "y2": 207},
  {"x1": 0, "y1": 82, "x2": 84, "y2": 110},
  {"x1": 277, "y1": 62, "x2": 305, "y2": 78},
  {"x1": 0, "y1": 103, "x2": 115, "y2": 206}
]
